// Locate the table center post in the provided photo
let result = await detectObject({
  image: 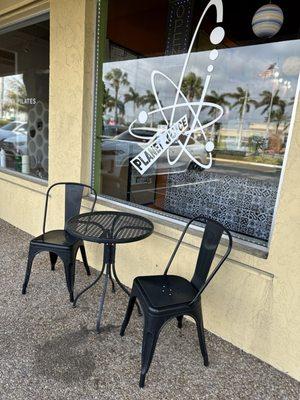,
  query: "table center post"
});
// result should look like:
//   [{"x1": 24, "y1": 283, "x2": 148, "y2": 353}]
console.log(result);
[
  {"x1": 96, "y1": 243, "x2": 116, "y2": 333},
  {"x1": 66, "y1": 211, "x2": 154, "y2": 332}
]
